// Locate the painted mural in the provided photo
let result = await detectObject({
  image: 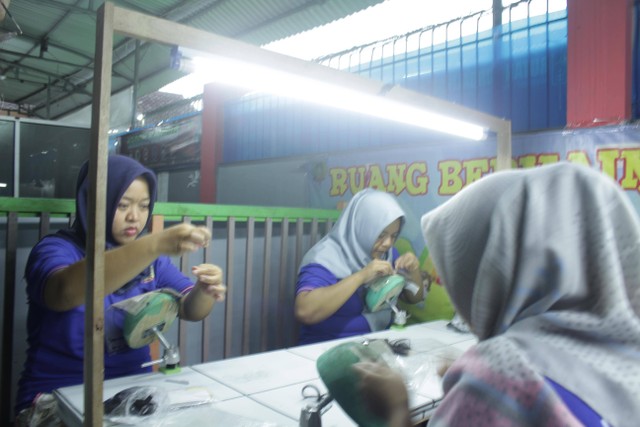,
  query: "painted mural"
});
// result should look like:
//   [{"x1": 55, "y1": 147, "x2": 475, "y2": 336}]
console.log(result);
[{"x1": 305, "y1": 125, "x2": 640, "y2": 322}]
